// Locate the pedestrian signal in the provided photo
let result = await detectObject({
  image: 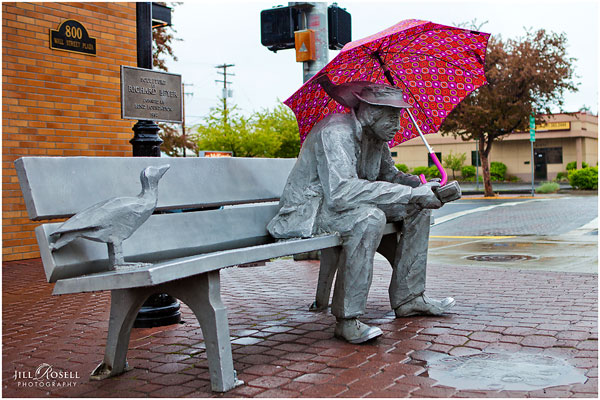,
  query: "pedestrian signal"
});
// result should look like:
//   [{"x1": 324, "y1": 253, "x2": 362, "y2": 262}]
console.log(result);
[{"x1": 295, "y1": 29, "x2": 316, "y2": 62}]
